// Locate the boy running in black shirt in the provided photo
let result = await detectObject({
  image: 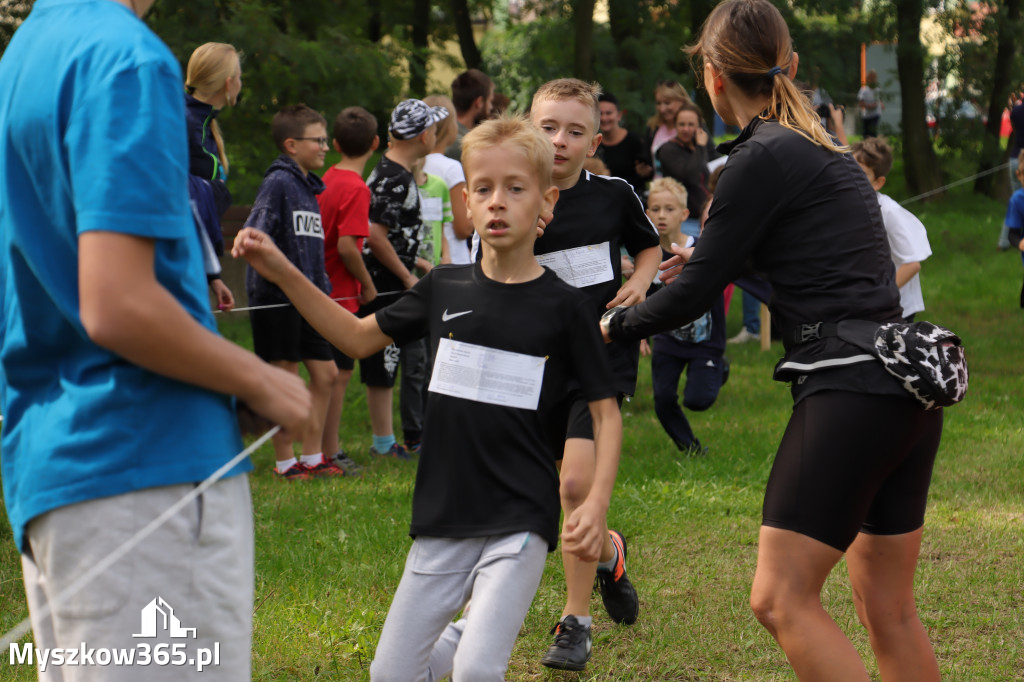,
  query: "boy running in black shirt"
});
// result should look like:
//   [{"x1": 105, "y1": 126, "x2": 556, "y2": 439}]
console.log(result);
[
  {"x1": 532, "y1": 78, "x2": 661, "y2": 671},
  {"x1": 233, "y1": 116, "x2": 622, "y2": 681}
]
